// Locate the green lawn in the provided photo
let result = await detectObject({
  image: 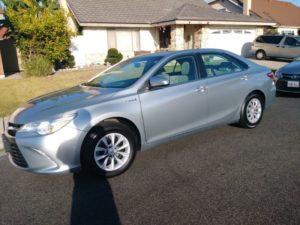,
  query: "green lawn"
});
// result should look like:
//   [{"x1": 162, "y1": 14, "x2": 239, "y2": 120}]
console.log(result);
[{"x1": 0, "y1": 67, "x2": 106, "y2": 117}]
